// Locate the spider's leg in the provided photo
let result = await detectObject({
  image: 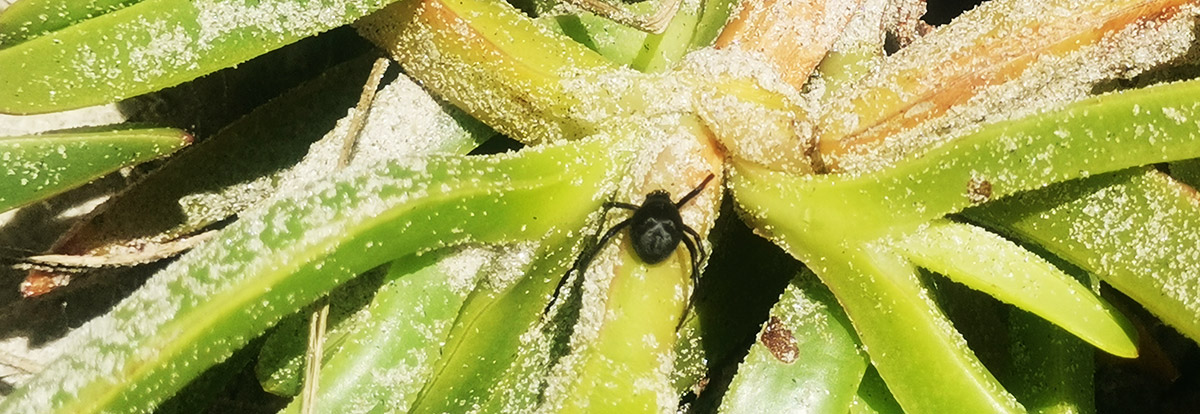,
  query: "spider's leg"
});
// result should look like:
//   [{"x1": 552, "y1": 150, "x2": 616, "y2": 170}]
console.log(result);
[
  {"x1": 682, "y1": 224, "x2": 707, "y2": 264},
  {"x1": 577, "y1": 218, "x2": 633, "y2": 275},
  {"x1": 605, "y1": 201, "x2": 640, "y2": 210},
  {"x1": 545, "y1": 218, "x2": 633, "y2": 315},
  {"x1": 675, "y1": 173, "x2": 716, "y2": 207},
  {"x1": 676, "y1": 232, "x2": 702, "y2": 330}
]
